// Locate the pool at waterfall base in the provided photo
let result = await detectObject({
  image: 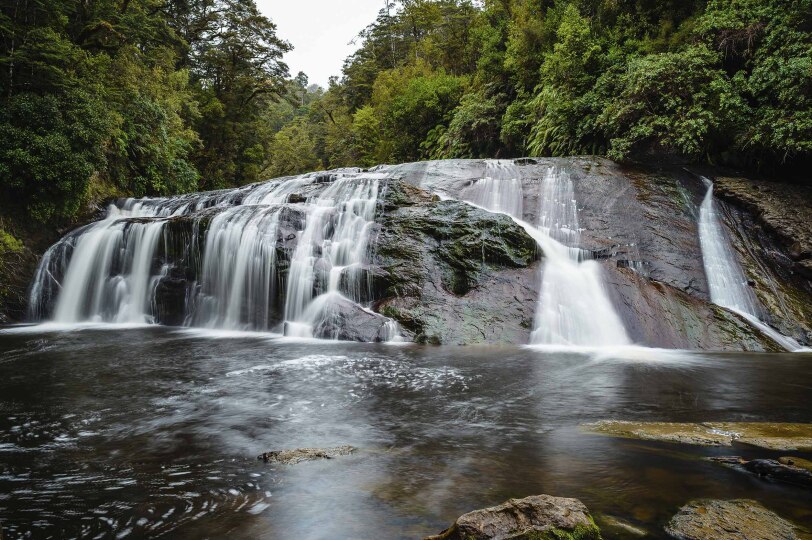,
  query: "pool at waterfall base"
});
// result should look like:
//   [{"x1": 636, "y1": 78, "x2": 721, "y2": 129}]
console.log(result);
[{"x1": 1, "y1": 325, "x2": 811, "y2": 539}]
